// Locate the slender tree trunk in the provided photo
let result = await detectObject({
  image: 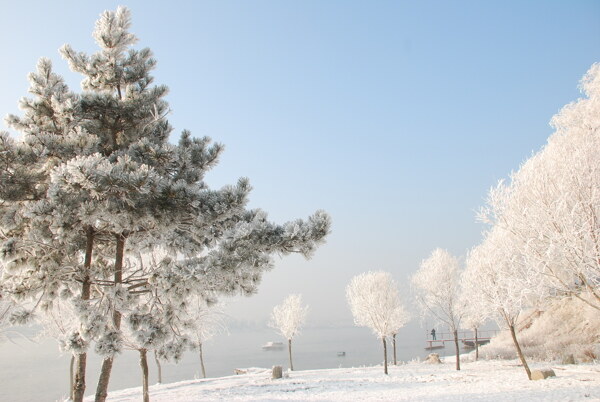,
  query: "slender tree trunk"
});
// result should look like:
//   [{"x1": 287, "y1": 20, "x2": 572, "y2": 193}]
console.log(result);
[
  {"x1": 392, "y1": 333, "x2": 397, "y2": 365},
  {"x1": 73, "y1": 226, "x2": 94, "y2": 402},
  {"x1": 474, "y1": 327, "x2": 479, "y2": 361},
  {"x1": 382, "y1": 337, "x2": 388, "y2": 375},
  {"x1": 288, "y1": 339, "x2": 294, "y2": 371},
  {"x1": 154, "y1": 350, "x2": 162, "y2": 384},
  {"x1": 95, "y1": 233, "x2": 126, "y2": 402},
  {"x1": 453, "y1": 329, "x2": 460, "y2": 371},
  {"x1": 73, "y1": 351, "x2": 87, "y2": 402},
  {"x1": 509, "y1": 324, "x2": 531, "y2": 380},
  {"x1": 139, "y1": 349, "x2": 150, "y2": 402},
  {"x1": 199, "y1": 343, "x2": 206, "y2": 378},
  {"x1": 70, "y1": 354, "x2": 75, "y2": 401}
]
